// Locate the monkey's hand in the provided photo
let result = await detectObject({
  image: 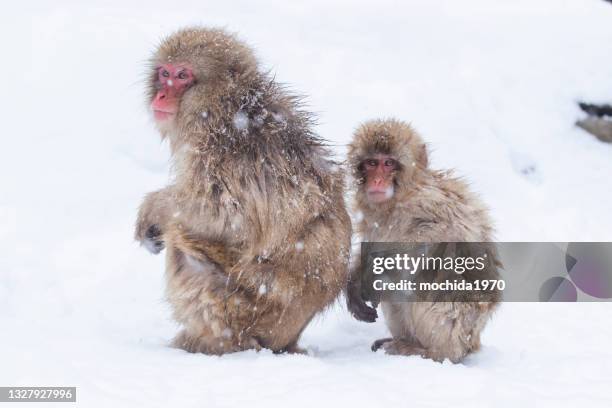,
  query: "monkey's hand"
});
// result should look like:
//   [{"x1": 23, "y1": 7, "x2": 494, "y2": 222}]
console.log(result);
[
  {"x1": 135, "y1": 214, "x2": 165, "y2": 255},
  {"x1": 140, "y1": 224, "x2": 165, "y2": 254},
  {"x1": 135, "y1": 189, "x2": 172, "y2": 254},
  {"x1": 346, "y1": 278, "x2": 378, "y2": 323}
]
